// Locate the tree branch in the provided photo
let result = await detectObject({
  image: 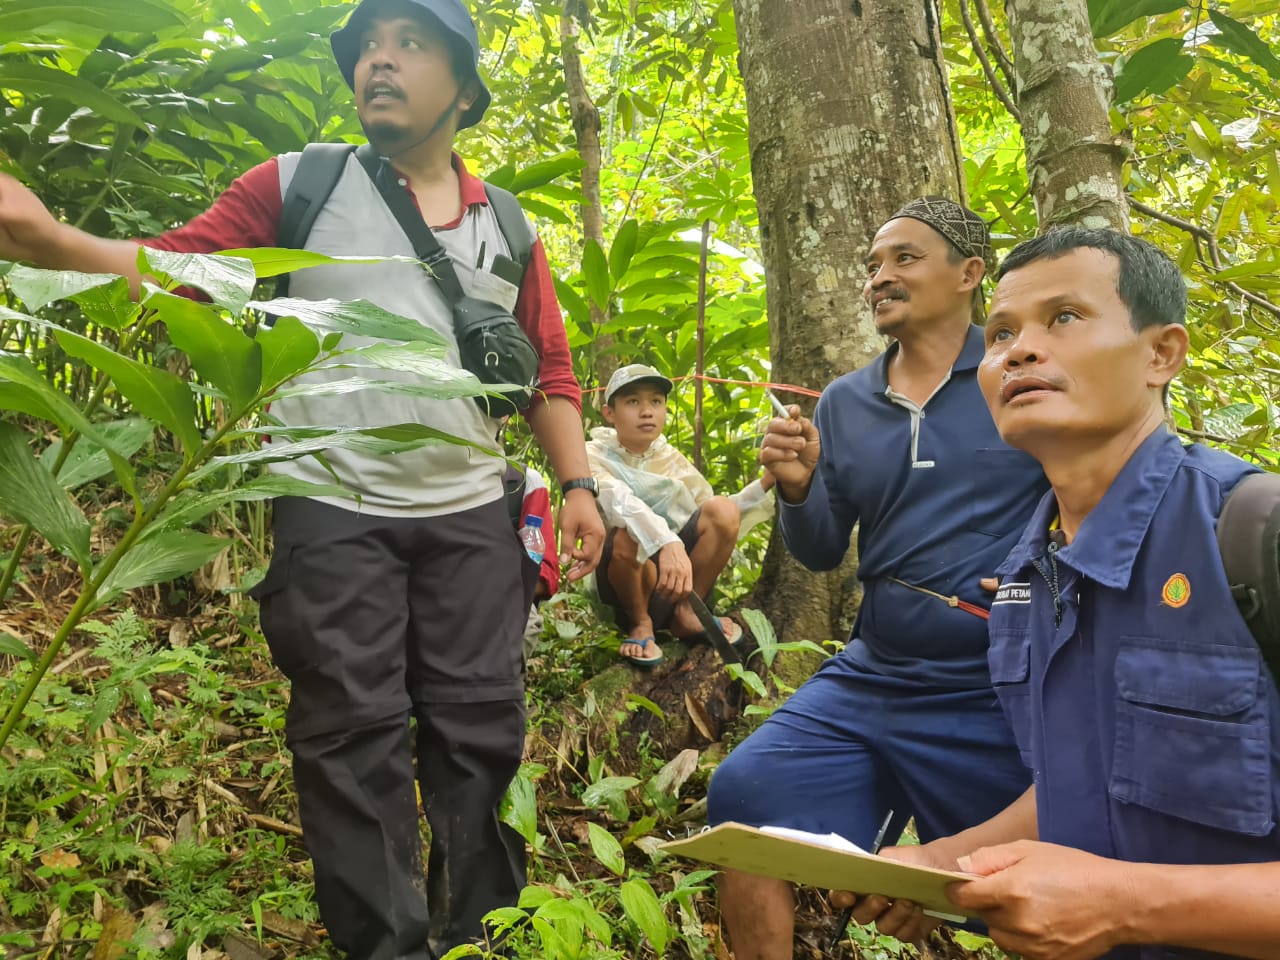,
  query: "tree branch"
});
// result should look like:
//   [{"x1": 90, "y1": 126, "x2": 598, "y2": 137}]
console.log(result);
[
  {"x1": 959, "y1": 0, "x2": 1020, "y2": 122},
  {"x1": 974, "y1": 0, "x2": 1016, "y2": 90},
  {"x1": 1128, "y1": 197, "x2": 1280, "y2": 323}
]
